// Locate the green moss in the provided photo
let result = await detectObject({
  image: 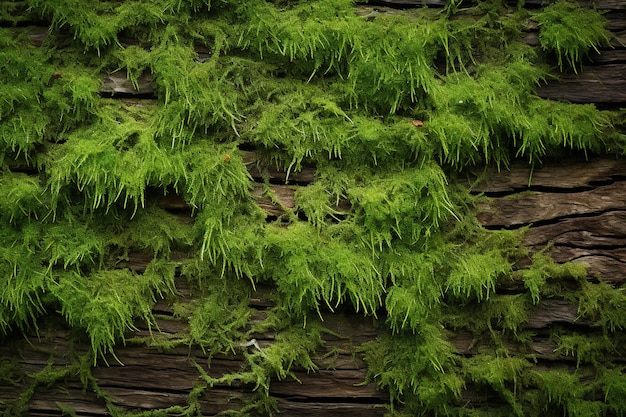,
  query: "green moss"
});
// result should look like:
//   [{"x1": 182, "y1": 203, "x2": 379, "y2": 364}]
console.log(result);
[
  {"x1": 535, "y1": 1, "x2": 612, "y2": 72},
  {"x1": 361, "y1": 327, "x2": 462, "y2": 414},
  {"x1": 534, "y1": 368, "x2": 605, "y2": 417},
  {"x1": 463, "y1": 355, "x2": 532, "y2": 416},
  {"x1": 1, "y1": 0, "x2": 624, "y2": 415},
  {"x1": 263, "y1": 222, "x2": 383, "y2": 316},
  {"x1": 554, "y1": 332, "x2": 618, "y2": 367},
  {"x1": 348, "y1": 163, "x2": 454, "y2": 249},
  {"x1": 517, "y1": 252, "x2": 588, "y2": 304},
  {"x1": 446, "y1": 250, "x2": 511, "y2": 302},
  {"x1": 0, "y1": 223, "x2": 47, "y2": 334},
  {"x1": 49, "y1": 263, "x2": 175, "y2": 363},
  {"x1": 577, "y1": 280, "x2": 626, "y2": 332},
  {"x1": 0, "y1": 172, "x2": 48, "y2": 223}
]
